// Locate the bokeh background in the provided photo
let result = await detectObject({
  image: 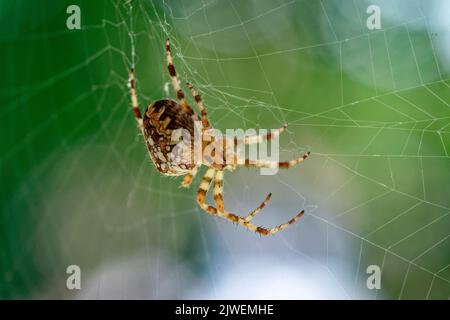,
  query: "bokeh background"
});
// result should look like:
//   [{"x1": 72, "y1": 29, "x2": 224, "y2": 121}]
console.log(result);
[{"x1": 1, "y1": 0, "x2": 449, "y2": 299}]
